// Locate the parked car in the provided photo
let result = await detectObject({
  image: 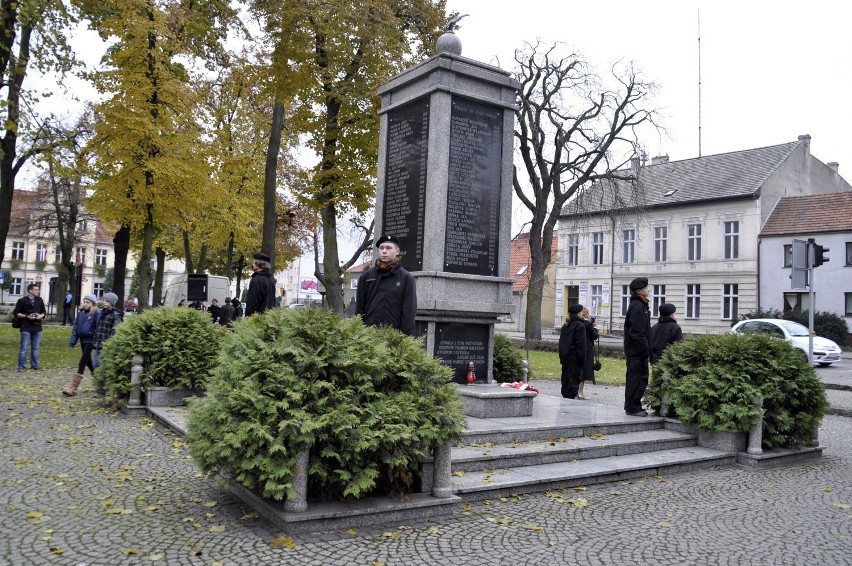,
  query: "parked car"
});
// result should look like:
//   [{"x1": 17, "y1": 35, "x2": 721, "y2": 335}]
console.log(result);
[{"x1": 729, "y1": 318, "x2": 842, "y2": 366}]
